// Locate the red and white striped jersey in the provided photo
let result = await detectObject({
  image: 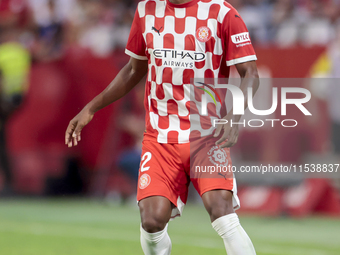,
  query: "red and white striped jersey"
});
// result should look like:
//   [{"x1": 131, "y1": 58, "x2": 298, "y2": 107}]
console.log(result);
[{"x1": 125, "y1": 0, "x2": 257, "y2": 144}]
